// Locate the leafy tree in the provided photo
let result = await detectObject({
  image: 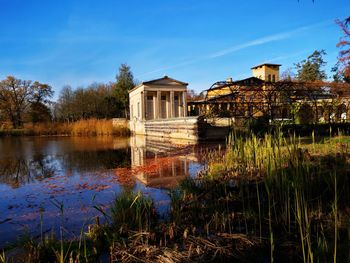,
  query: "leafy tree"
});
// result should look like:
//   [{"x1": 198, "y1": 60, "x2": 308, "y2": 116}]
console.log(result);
[
  {"x1": 0, "y1": 76, "x2": 53, "y2": 128},
  {"x1": 113, "y1": 64, "x2": 136, "y2": 118},
  {"x1": 335, "y1": 17, "x2": 350, "y2": 82},
  {"x1": 295, "y1": 50, "x2": 327, "y2": 81},
  {"x1": 29, "y1": 102, "x2": 52, "y2": 123},
  {"x1": 28, "y1": 81, "x2": 54, "y2": 123}
]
